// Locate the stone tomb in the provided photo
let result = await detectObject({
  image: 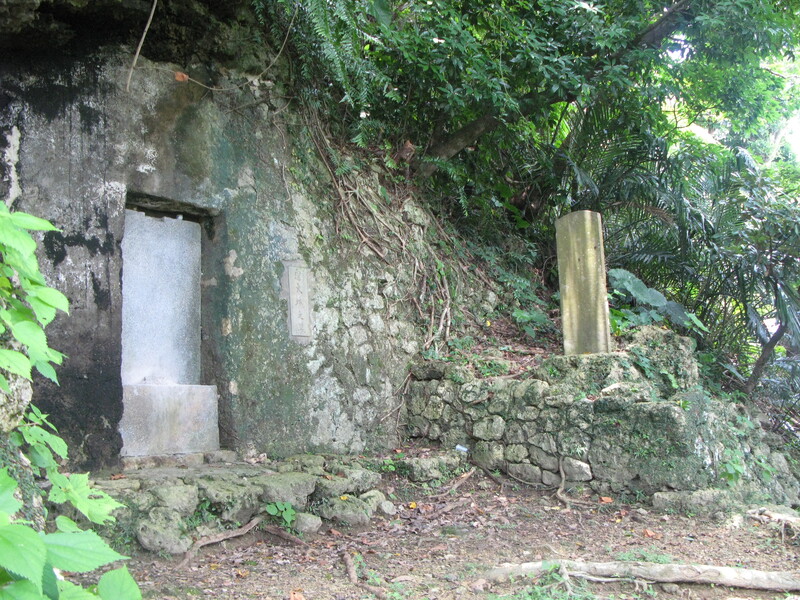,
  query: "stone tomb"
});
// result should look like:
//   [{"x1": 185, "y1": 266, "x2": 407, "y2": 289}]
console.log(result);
[{"x1": 118, "y1": 209, "x2": 219, "y2": 456}]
